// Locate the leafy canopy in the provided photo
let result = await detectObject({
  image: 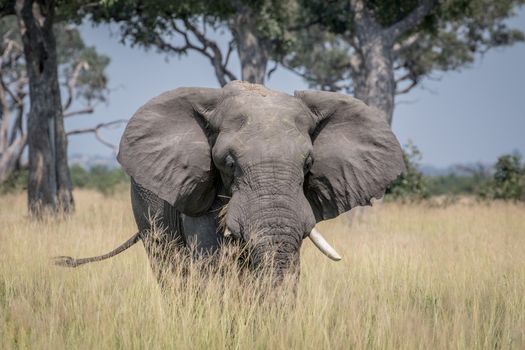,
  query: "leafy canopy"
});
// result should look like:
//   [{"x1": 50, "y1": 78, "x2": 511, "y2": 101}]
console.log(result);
[{"x1": 286, "y1": 0, "x2": 525, "y2": 92}]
